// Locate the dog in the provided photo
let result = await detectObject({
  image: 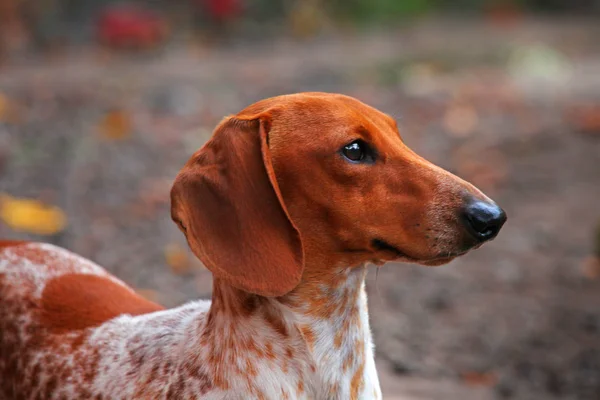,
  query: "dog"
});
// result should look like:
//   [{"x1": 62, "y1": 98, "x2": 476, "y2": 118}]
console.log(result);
[{"x1": 0, "y1": 92, "x2": 506, "y2": 399}]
